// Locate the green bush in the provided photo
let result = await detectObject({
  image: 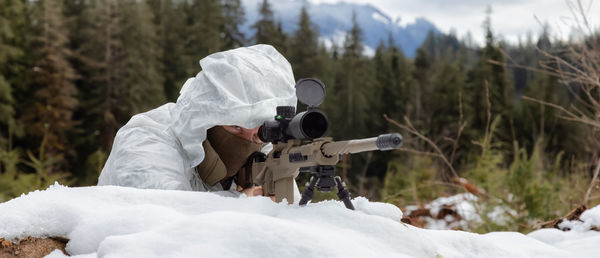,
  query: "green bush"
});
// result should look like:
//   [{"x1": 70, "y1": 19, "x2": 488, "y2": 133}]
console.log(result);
[
  {"x1": 0, "y1": 131, "x2": 71, "y2": 202},
  {"x1": 382, "y1": 155, "x2": 451, "y2": 207},
  {"x1": 382, "y1": 116, "x2": 589, "y2": 233}
]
